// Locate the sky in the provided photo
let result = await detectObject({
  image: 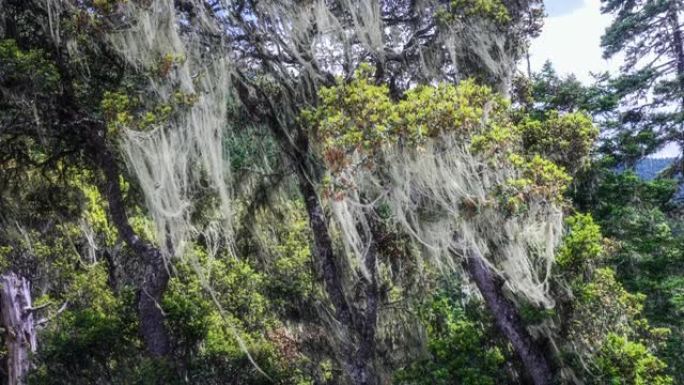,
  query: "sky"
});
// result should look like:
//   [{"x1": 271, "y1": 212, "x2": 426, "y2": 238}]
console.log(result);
[
  {"x1": 527, "y1": 0, "x2": 620, "y2": 83},
  {"x1": 527, "y1": 0, "x2": 679, "y2": 158}
]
